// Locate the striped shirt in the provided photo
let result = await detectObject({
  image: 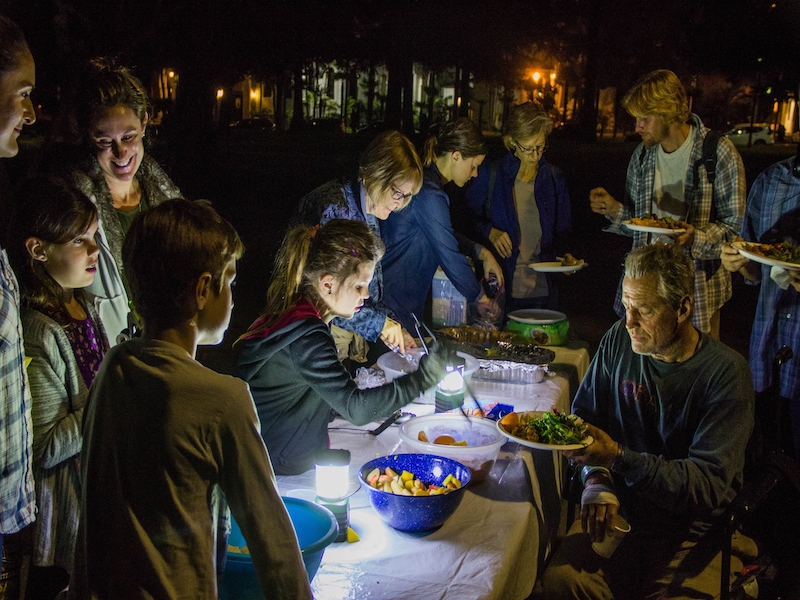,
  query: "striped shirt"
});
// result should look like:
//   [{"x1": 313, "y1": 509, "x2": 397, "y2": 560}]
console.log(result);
[
  {"x1": 0, "y1": 248, "x2": 36, "y2": 534},
  {"x1": 740, "y1": 157, "x2": 800, "y2": 400},
  {"x1": 605, "y1": 114, "x2": 746, "y2": 333}
]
